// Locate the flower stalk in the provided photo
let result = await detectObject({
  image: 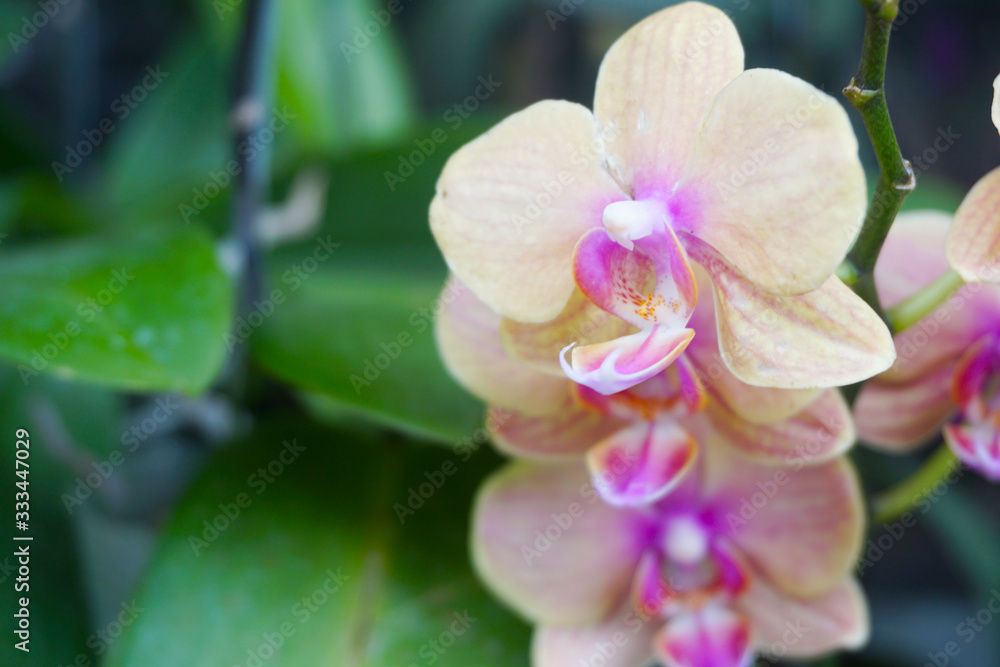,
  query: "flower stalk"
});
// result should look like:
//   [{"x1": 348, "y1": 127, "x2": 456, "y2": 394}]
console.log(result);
[{"x1": 844, "y1": 0, "x2": 915, "y2": 321}]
